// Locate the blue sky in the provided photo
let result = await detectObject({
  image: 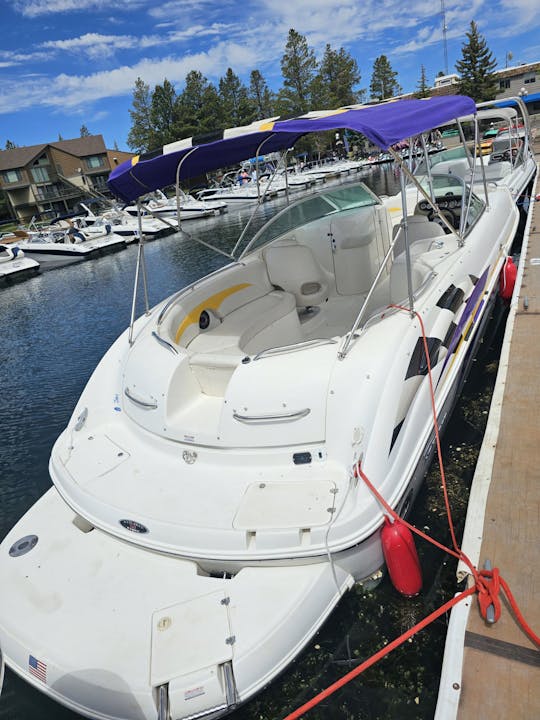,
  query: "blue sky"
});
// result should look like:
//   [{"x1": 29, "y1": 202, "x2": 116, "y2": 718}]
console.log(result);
[{"x1": 1, "y1": 0, "x2": 539, "y2": 151}]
